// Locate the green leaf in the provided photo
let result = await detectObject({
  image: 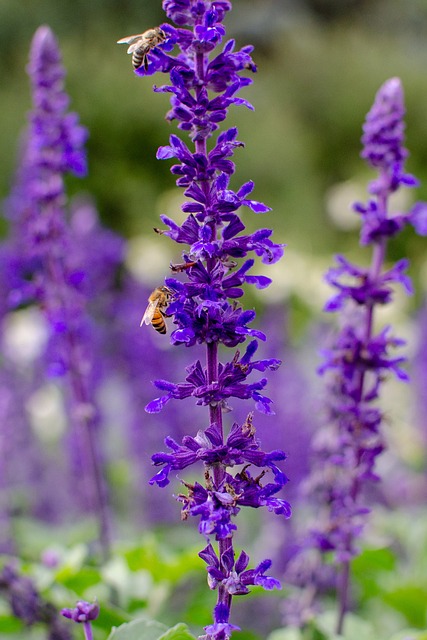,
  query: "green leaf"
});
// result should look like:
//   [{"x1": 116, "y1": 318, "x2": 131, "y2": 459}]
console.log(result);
[
  {"x1": 107, "y1": 619, "x2": 198, "y2": 640},
  {"x1": 93, "y1": 603, "x2": 132, "y2": 632},
  {"x1": 382, "y1": 584, "x2": 427, "y2": 627},
  {"x1": 59, "y1": 566, "x2": 102, "y2": 592},
  {"x1": 0, "y1": 614, "x2": 24, "y2": 632},
  {"x1": 352, "y1": 547, "x2": 397, "y2": 599},
  {"x1": 123, "y1": 539, "x2": 201, "y2": 584},
  {"x1": 232, "y1": 631, "x2": 260, "y2": 640},
  {"x1": 158, "y1": 622, "x2": 197, "y2": 640},
  {"x1": 107, "y1": 618, "x2": 168, "y2": 640},
  {"x1": 353, "y1": 547, "x2": 396, "y2": 575}
]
